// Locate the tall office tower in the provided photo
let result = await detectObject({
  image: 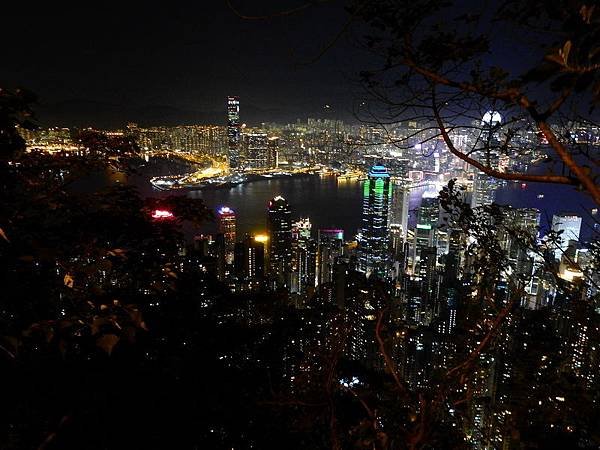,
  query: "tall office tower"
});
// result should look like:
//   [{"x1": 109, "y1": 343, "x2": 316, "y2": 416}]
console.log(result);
[
  {"x1": 503, "y1": 207, "x2": 540, "y2": 283},
  {"x1": 418, "y1": 246, "x2": 440, "y2": 312},
  {"x1": 234, "y1": 234, "x2": 265, "y2": 290},
  {"x1": 471, "y1": 171, "x2": 497, "y2": 208},
  {"x1": 389, "y1": 224, "x2": 404, "y2": 263},
  {"x1": 217, "y1": 206, "x2": 236, "y2": 265},
  {"x1": 267, "y1": 196, "x2": 293, "y2": 289},
  {"x1": 357, "y1": 165, "x2": 392, "y2": 277},
  {"x1": 243, "y1": 133, "x2": 269, "y2": 169},
  {"x1": 413, "y1": 195, "x2": 439, "y2": 272},
  {"x1": 444, "y1": 229, "x2": 465, "y2": 281},
  {"x1": 551, "y1": 212, "x2": 582, "y2": 260},
  {"x1": 316, "y1": 229, "x2": 344, "y2": 286},
  {"x1": 290, "y1": 218, "x2": 315, "y2": 295},
  {"x1": 389, "y1": 180, "x2": 410, "y2": 241},
  {"x1": 227, "y1": 96, "x2": 241, "y2": 169}
]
